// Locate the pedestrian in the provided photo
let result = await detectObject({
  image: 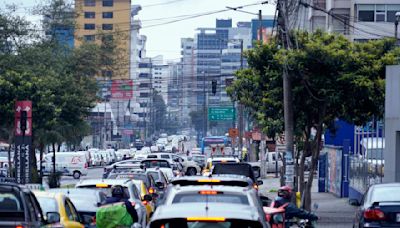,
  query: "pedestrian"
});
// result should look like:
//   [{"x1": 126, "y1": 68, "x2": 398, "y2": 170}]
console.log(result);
[{"x1": 97, "y1": 185, "x2": 139, "y2": 228}]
